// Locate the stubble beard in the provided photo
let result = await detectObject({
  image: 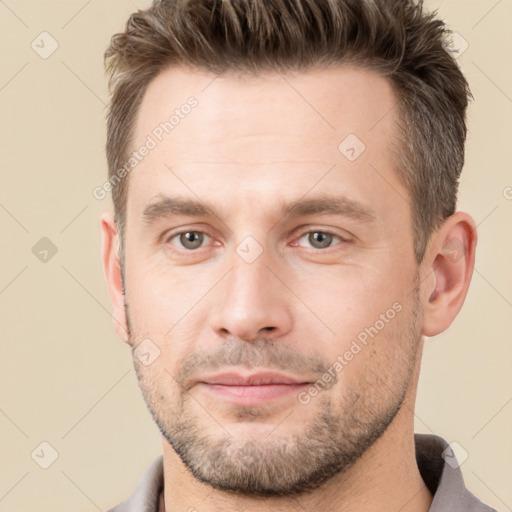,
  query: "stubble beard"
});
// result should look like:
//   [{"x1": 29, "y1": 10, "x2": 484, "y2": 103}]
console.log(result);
[{"x1": 127, "y1": 285, "x2": 422, "y2": 497}]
